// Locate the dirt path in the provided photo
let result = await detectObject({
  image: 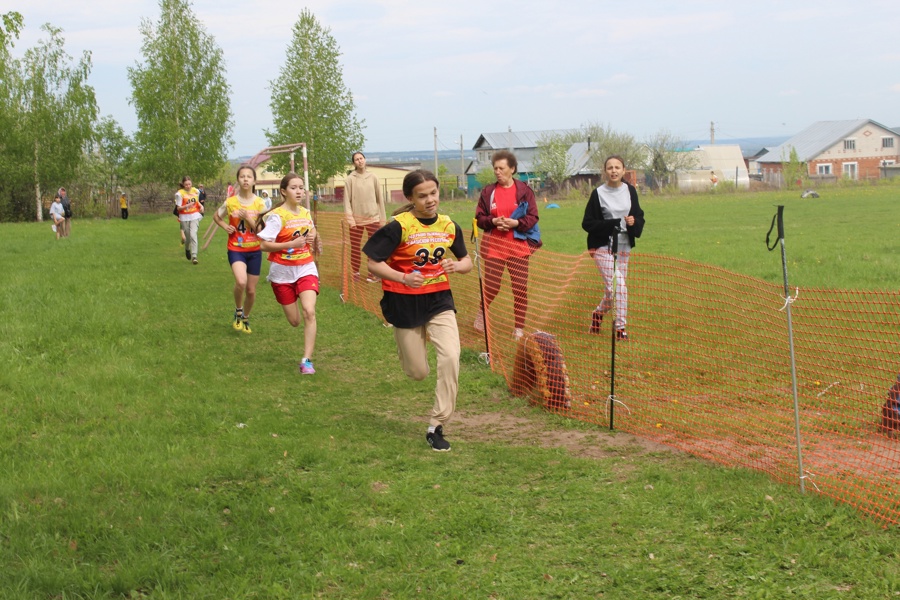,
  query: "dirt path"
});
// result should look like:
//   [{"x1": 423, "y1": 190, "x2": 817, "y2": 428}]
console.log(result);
[{"x1": 451, "y1": 409, "x2": 677, "y2": 461}]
